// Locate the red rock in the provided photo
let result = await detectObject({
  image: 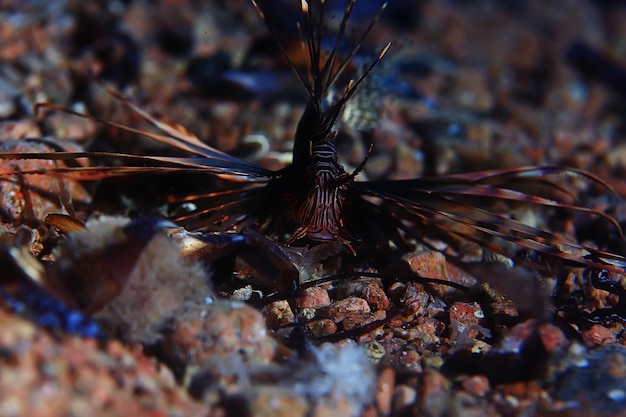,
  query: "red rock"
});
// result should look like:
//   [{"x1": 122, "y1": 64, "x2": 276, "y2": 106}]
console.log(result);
[
  {"x1": 397, "y1": 349, "x2": 422, "y2": 373},
  {"x1": 337, "y1": 278, "x2": 391, "y2": 311},
  {"x1": 449, "y1": 302, "x2": 484, "y2": 324},
  {"x1": 341, "y1": 313, "x2": 379, "y2": 331},
  {"x1": 0, "y1": 120, "x2": 41, "y2": 141},
  {"x1": 43, "y1": 112, "x2": 97, "y2": 142},
  {"x1": 582, "y1": 324, "x2": 616, "y2": 346},
  {"x1": 375, "y1": 367, "x2": 396, "y2": 416},
  {"x1": 403, "y1": 250, "x2": 476, "y2": 297},
  {"x1": 294, "y1": 286, "x2": 331, "y2": 309},
  {"x1": 449, "y1": 302, "x2": 485, "y2": 342},
  {"x1": 360, "y1": 280, "x2": 391, "y2": 311},
  {"x1": 498, "y1": 319, "x2": 537, "y2": 353},
  {"x1": 538, "y1": 323, "x2": 568, "y2": 352},
  {"x1": 500, "y1": 380, "x2": 542, "y2": 402},
  {"x1": 404, "y1": 250, "x2": 448, "y2": 280}
]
